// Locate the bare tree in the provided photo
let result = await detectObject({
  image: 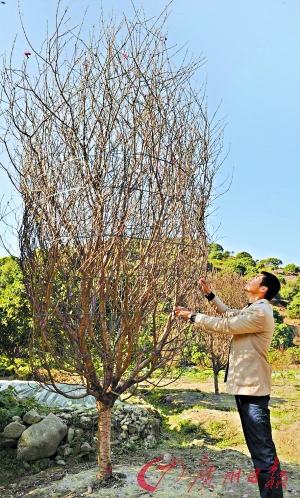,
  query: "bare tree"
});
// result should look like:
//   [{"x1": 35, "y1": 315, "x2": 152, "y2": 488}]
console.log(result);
[
  {"x1": 190, "y1": 271, "x2": 246, "y2": 394},
  {"x1": 0, "y1": 1, "x2": 225, "y2": 479}
]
